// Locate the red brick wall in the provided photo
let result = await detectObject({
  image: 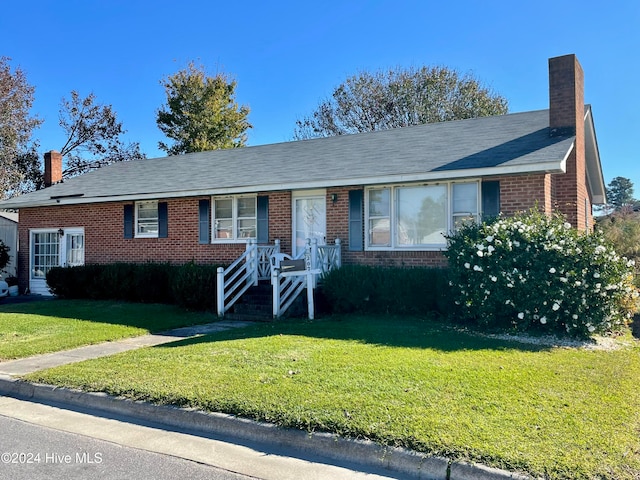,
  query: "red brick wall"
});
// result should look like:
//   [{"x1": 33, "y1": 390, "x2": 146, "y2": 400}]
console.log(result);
[
  {"x1": 18, "y1": 198, "x2": 247, "y2": 291},
  {"x1": 267, "y1": 191, "x2": 292, "y2": 254},
  {"x1": 17, "y1": 167, "x2": 591, "y2": 289},
  {"x1": 548, "y1": 54, "x2": 591, "y2": 231},
  {"x1": 498, "y1": 173, "x2": 552, "y2": 216}
]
